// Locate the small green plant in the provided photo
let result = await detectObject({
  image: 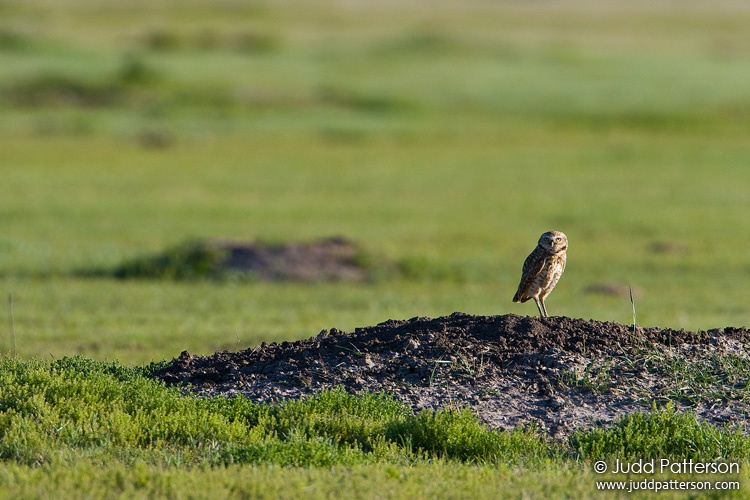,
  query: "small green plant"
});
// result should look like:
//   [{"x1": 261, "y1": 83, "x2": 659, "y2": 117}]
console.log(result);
[
  {"x1": 428, "y1": 352, "x2": 451, "y2": 387},
  {"x1": 336, "y1": 343, "x2": 364, "y2": 357},
  {"x1": 570, "y1": 403, "x2": 750, "y2": 462},
  {"x1": 449, "y1": 348, "x2": 486, "y2": 382},
  {"x1": 384, "y1": 407, "x2": 553, "y2": 464},
  {"x1": 558, "y1": 360, "x2": 611, "y2": 392}
]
